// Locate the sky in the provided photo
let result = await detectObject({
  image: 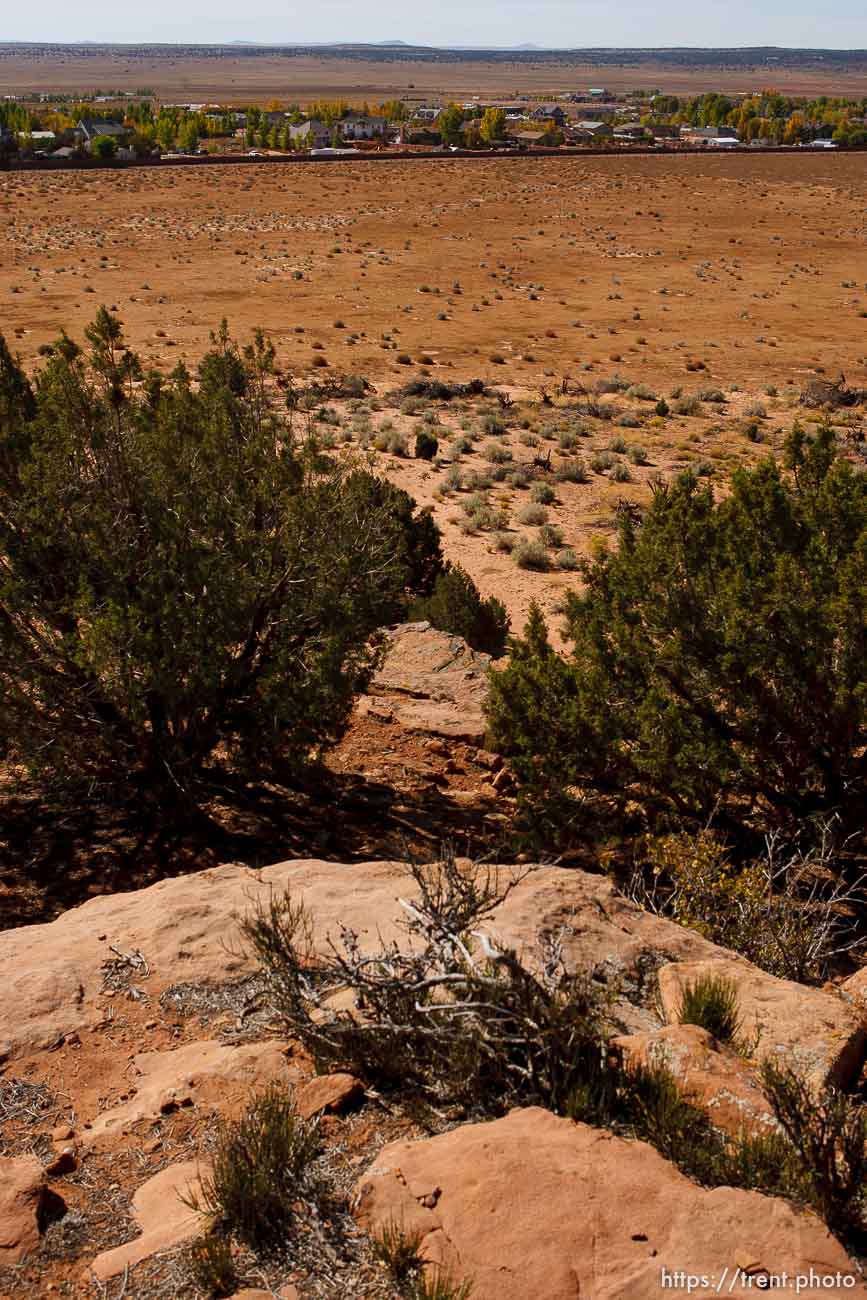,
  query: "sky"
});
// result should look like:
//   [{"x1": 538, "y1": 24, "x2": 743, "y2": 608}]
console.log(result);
[{"x1": 4, "y1": 0, "x2": 867, "y2": 50}]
